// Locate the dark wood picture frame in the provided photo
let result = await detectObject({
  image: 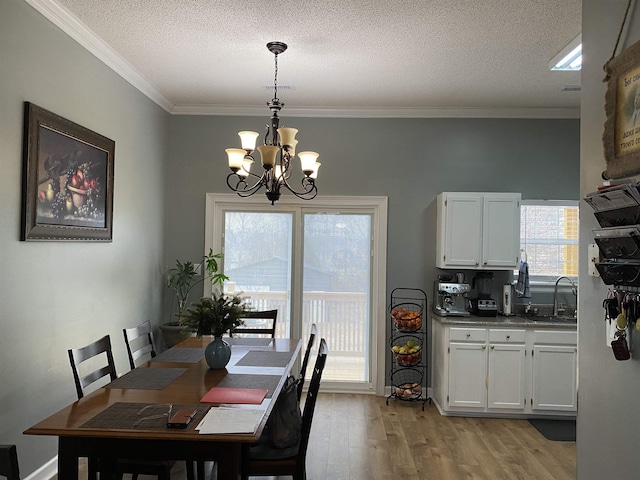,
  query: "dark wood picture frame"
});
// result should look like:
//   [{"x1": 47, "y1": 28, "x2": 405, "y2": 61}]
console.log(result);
[
  {"x1": 21, "y1": 103, "x2": 115, "y2": 241},
  {"x1": 603, "y1": 39, "x2": 640, "y2": 179}
]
